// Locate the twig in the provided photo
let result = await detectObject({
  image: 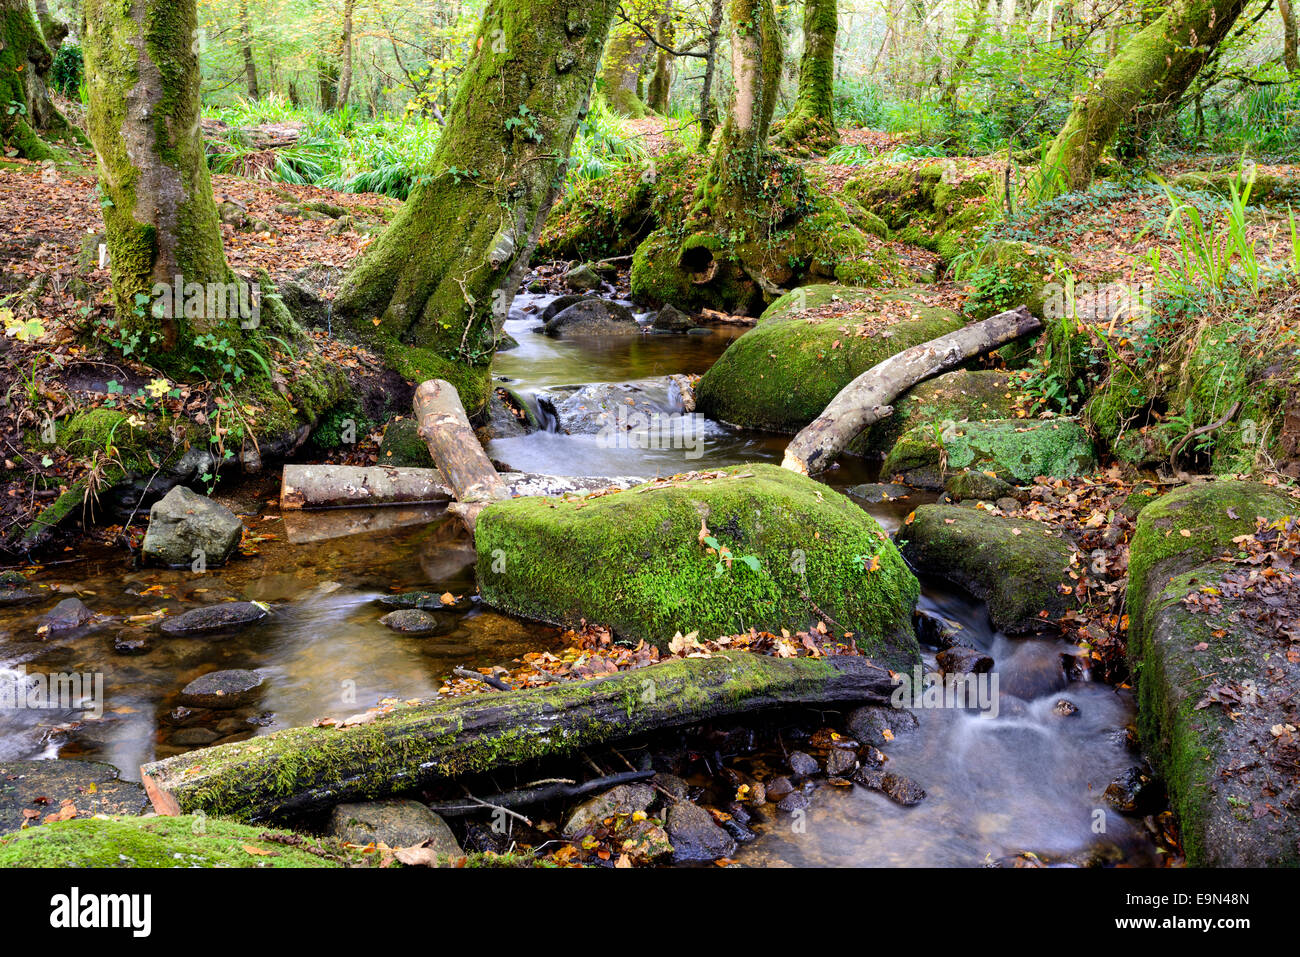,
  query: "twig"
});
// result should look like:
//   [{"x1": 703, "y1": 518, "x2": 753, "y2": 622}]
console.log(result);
[{"x1": 452, "y1": 666, "x2": 511, "y2": 692}]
